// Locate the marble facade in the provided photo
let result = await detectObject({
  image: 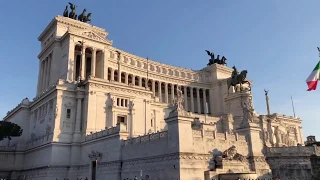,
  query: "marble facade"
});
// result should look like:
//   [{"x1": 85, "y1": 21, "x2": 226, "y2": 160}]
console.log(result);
[{"x1": 0, "y1": 15, "x2": 314, "y2": 180}]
